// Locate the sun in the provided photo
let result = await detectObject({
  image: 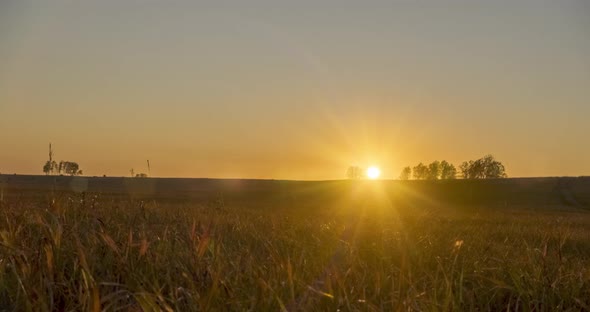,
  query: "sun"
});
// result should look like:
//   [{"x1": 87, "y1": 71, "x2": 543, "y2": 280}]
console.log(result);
[{"x1": 366, "y1": 166, "x2": 381, "y2": 180}]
